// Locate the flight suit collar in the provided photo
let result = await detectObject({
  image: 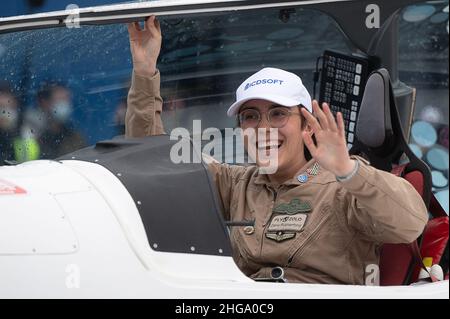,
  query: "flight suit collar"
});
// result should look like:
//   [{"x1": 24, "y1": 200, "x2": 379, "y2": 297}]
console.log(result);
[{"x1": 252, "y1": 158, "x2": 328, "y2": 187}]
